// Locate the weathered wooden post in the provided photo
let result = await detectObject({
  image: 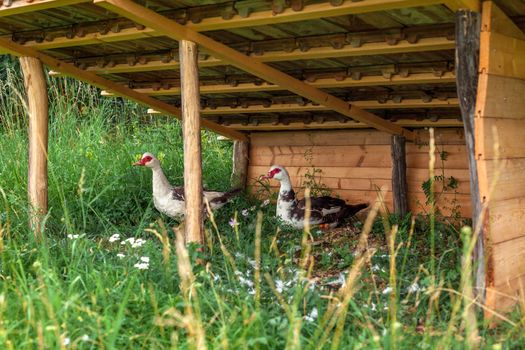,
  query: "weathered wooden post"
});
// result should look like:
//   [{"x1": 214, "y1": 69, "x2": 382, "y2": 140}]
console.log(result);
[
  {"x1": 230, "y1": 140, "x2": 249, "y2": 190},
  {"x1": 391, "y1": 135, "x2": 408, "y2": 217},
  {"x1": 455, "y1": 10, "x2": 483, "y2": 298},
  {"x1": 179, "y1": 40, "x2": 204, "y2": 244},
  {"x1": 20, "y1": 57, "x2": 48, "y2": 237}
]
